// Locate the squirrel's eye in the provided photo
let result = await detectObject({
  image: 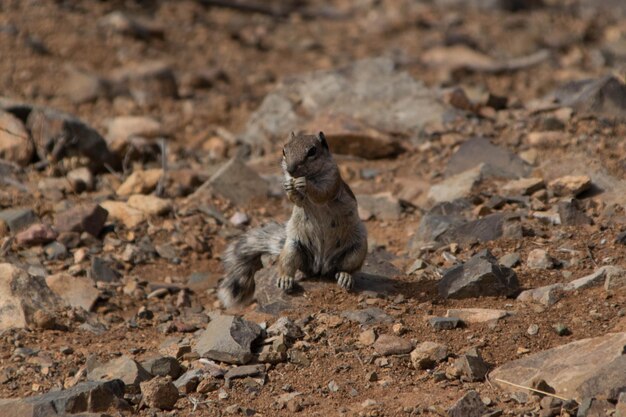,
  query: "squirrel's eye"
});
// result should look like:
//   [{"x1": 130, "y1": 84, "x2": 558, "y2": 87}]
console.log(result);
[{"x1": 307, "y1": 147, "x2": 317, "y2": 158}]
